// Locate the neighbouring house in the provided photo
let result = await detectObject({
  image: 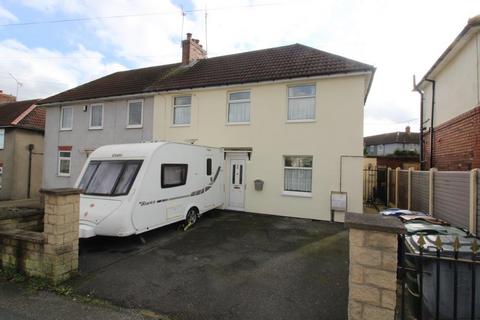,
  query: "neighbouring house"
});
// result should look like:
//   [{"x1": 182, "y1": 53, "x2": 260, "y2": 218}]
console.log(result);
[
  {"x1": 363, "y1": 126, "x2": 420, "y2": 169},
  {"x1": 38, "y1": 33, "x2": 375, "y2": 221},
  {"x1": 416, "y1": 14, "x2": 480, "y2": 170},
  {"x1": 0, "y1": 98, "x2": 45, "y2": 200},
  {"x1": 364, "y1": 126, "x2": 420, "y2": 157}
]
